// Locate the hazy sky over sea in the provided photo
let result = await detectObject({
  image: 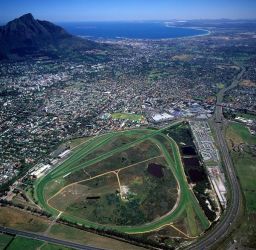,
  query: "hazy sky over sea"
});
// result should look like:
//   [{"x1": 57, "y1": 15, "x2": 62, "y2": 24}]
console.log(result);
[{"x1": 1, "y1": 0, "x2": 256, "y2": 22}]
